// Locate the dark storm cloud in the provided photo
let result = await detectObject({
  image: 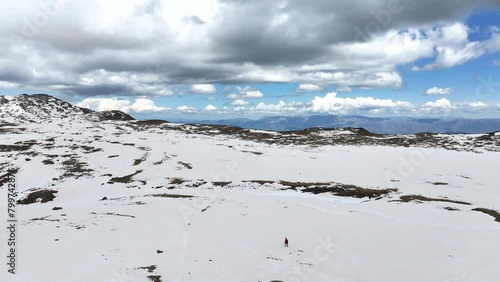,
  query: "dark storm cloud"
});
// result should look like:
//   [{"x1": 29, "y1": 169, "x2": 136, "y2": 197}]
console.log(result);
[
  {"x1": 161, "y1": 66, "x2": 235, "y2": 83},
  {"x1": 64, "y1": 85, "x2": 131, "y2": 96},
  {"x1": 0, "y1": 71, "x2": 29, "y2": 84},
  {"x1": 208, "y1": 0, "x2": 500, "y2": 66}
]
